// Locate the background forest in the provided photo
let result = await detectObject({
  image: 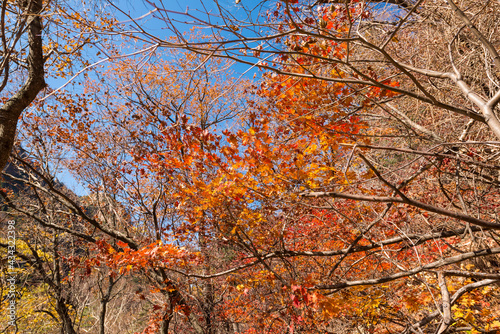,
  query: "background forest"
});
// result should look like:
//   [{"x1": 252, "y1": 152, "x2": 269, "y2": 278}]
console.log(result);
[{"x1": 1, "y1": 0, "x2": 500, "y2": 333}]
